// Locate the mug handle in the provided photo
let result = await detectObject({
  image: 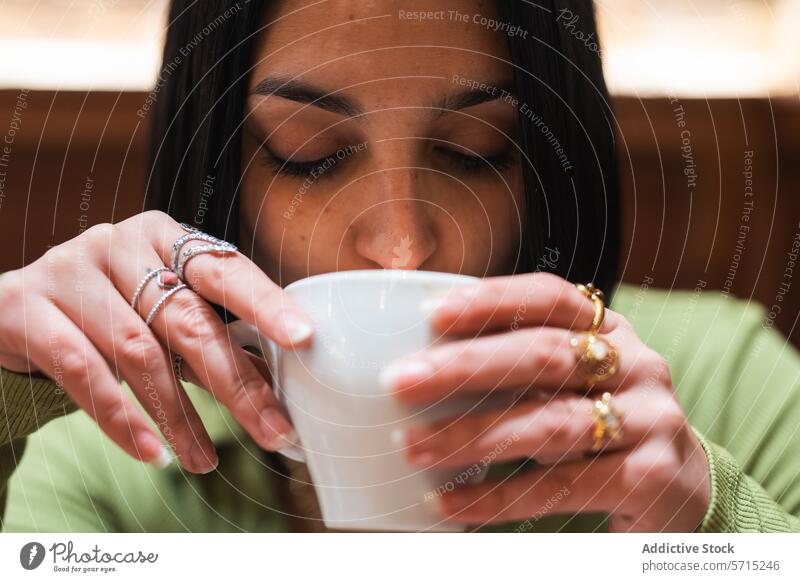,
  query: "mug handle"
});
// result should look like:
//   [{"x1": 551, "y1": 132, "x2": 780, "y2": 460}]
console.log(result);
[{"x1": 226, "y1": 319, "x2": 306, "y2": 462}]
